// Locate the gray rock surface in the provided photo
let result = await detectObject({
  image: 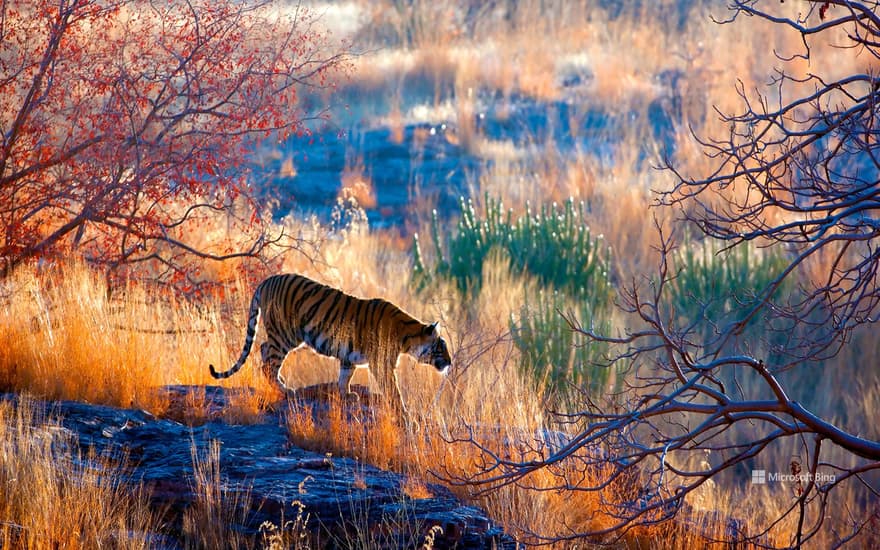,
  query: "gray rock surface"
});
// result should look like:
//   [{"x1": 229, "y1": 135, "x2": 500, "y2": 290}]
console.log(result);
[{"x1": 4, "y1": 387, "x2": 515, "y2": 549}]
